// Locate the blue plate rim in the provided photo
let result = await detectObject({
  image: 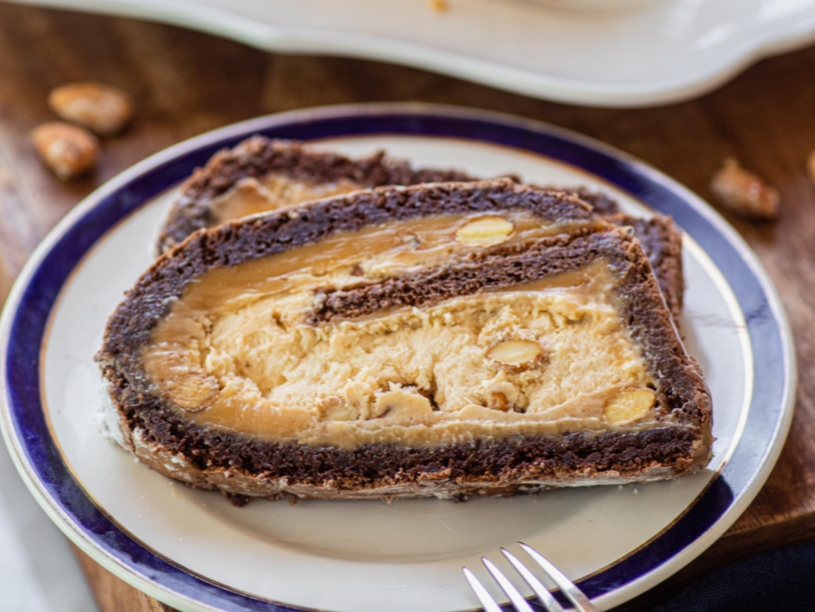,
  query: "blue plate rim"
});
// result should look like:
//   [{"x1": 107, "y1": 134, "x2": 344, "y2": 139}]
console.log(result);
[{"x1": 0, "y1": 102, "x2": 797, "y2": 612}]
